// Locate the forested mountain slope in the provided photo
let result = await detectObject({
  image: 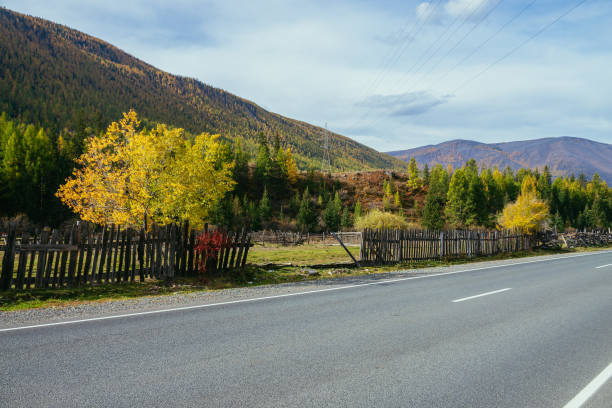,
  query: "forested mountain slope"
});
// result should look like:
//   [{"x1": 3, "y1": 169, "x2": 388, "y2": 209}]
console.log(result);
[{"x1": 0, "y1": 7, "x2": 405, "y2": 171}]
